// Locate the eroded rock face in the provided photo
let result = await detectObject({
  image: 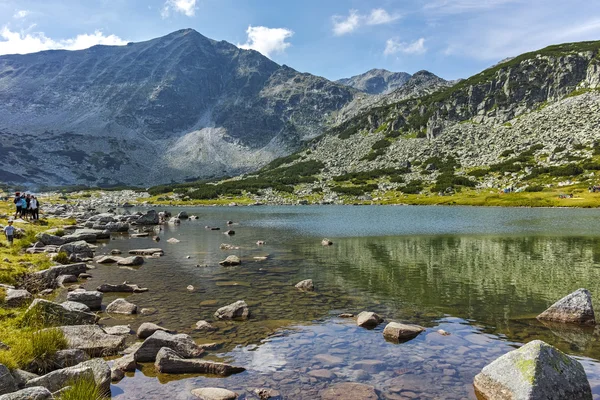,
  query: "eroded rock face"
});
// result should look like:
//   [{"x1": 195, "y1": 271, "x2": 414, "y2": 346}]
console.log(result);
[
  {"x1": 319, "y1": 382, "x2": 379, "y2": 400},
  {"x1": 537, "y1": 288, "x2": 596, "y2": 325},
  {"x1": 356, "y1": 311, "x2": 383, "y2": 328},
  {"x1": 473, "y1": 340, "x2": 592, "y2": 400},
  {"x1": 133, "y1": 331, "x2": 204, "y2": 362},
  {"x1": 382, "y1": 322, "x2": 425, "y2": 342},
  {"x1": 155, "y1": 348, "x2": 245, "y2": 376},
  {"x1": 214, "y1": 301, "x2": 250, "y2": 320}
]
